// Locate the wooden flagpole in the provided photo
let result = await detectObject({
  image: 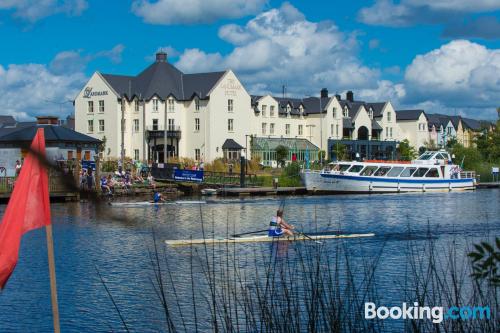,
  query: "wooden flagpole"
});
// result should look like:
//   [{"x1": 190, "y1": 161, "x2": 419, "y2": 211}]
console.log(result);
[{"x1": 45, "y1": 224, "x2": 61, "y2": 333}]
